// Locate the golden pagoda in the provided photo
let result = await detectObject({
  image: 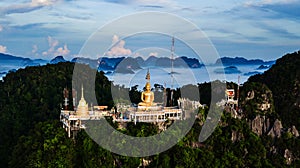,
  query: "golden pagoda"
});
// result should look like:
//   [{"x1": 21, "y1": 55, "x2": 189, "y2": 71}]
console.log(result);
[{"x1": 76, "y1": 85, "x2": 89, "y2": 116}]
